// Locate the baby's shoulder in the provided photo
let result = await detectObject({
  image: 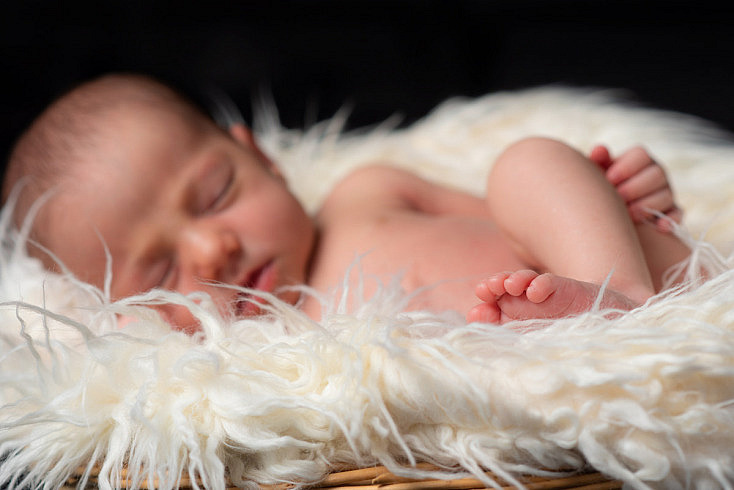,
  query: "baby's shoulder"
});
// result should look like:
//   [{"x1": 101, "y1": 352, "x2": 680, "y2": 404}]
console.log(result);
[
  {"x1": 320, "y1": 163, "x2": 485, "y2": 221},
  {"x1": 333, "y1": 164, "x2": 423, "y2": 194},
  {"x1": 320, "y1": 164, "x2": 423, "y2": 217}
]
